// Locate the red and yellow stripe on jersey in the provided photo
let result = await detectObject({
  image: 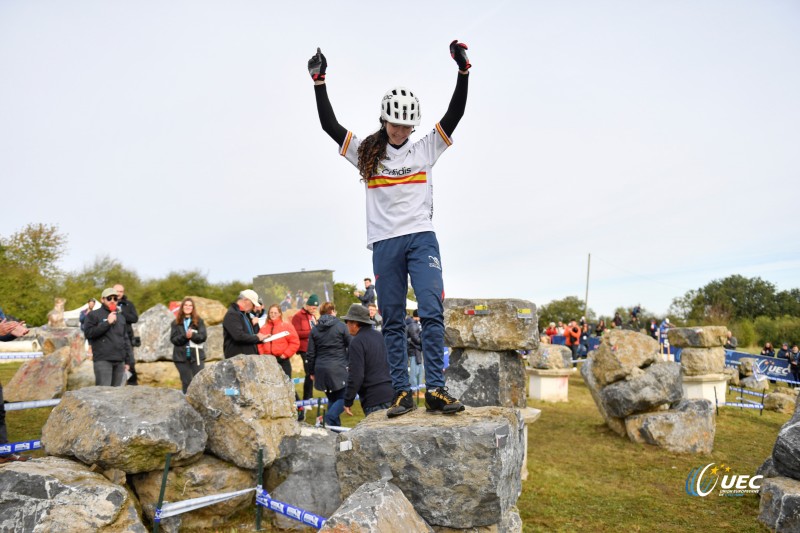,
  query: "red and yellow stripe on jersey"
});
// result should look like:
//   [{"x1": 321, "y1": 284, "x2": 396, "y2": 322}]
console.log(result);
[
  {"x1": 367, "y1": 172, "x2": 427, "y2": 189},
  {"x1": 435, "y1": 123, "x2": 453, "y2": 146},
  {"x1": 339, "y1": 131, "x2": 354, "y2": 156}
]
